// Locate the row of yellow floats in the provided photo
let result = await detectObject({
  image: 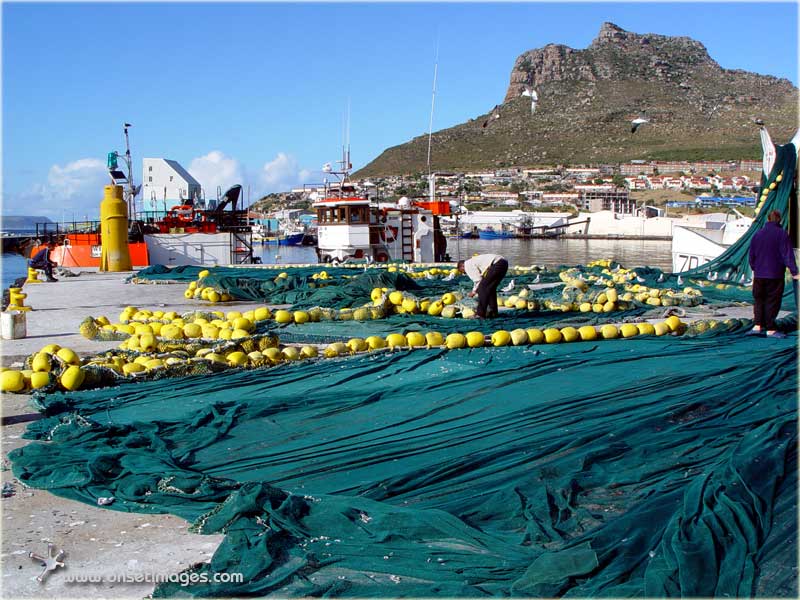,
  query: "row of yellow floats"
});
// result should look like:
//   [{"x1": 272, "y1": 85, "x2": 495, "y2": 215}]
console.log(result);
[
  {"x1": 1, "y1": 310, "x2": 691, "y2": 394},
  {"x1": 322, "y1": 315, "x2": 685, "y2": 358}
]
